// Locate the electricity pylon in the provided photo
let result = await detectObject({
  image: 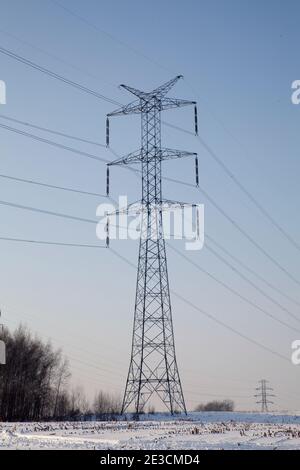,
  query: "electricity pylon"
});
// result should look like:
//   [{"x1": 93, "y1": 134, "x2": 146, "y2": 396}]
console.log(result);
[
  {"x1": 106, "y1": 76, "x2": 198, "y2": 414},
  {"x1": 255, "y1": 379, "x2": 275, "y2": 412}
]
